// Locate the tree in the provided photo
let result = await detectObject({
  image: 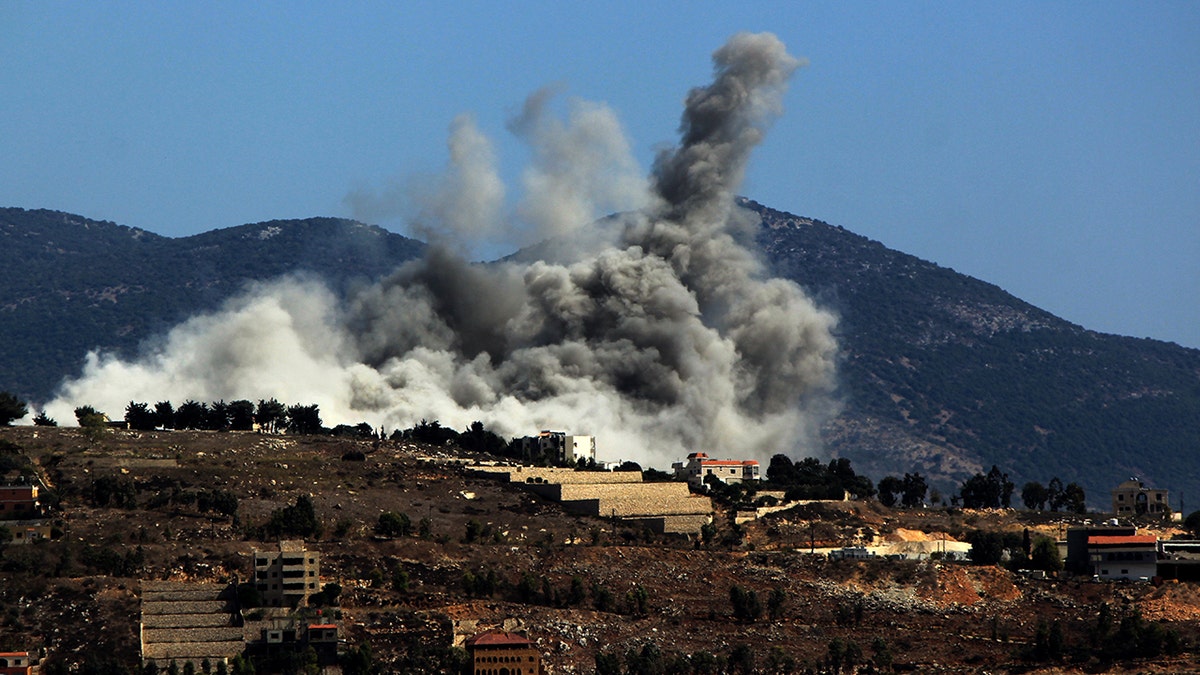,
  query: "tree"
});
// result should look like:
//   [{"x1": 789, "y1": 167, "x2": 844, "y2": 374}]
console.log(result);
[
  {"x1": 264, "y1": 495, "x2": 321, "y2": 538},
  {"x1": 1060, "y1": 482, "x2": 1087, "y2": 514},
  {"x1": 375, "y1": 511, "x2": 412, "y2": 538},
  {"x1": 175, "y1": 400, "x2": 208, "y2": 430},
  {"x1": 767, "y1": 587, "x2": 788, "y2": 621},
  {"x1": 767, "y1": 454, "x2": 798, "y2": 483},
  {"x1": 32, "y1": 411, "x2": 57, "y2": 426},
  {"x1": 0, "y1": 392, "x2": 28, "y2": 425},
  {"x1": 730, "y1": 585, "x2": 762, "y2": 622},
  {"x1": 256, "y1": 398, "x2": 287, "y2": 433},
  {"x1": 125, "y1": 401, "x2": 157, "y2": 430},
  {"x1": 960, "y1": 465, "x2": 1014, "y2": 509},
  {"x1": 154, "y1": 401, "x2": 176, "y2": 429},
  {"x1": 1047, "y1": 477, "x2": 1065, "y2": 511},
  {"x1": 228, "y1": 400, "x2": 256, "y2": 431},
  {"x1": 1184, "y1": 510, "x2": 1200, "y2": 536},
  {"x1": 75, "y1": 405, "x2": 108, "y2": 441},
  {"x1": 901, "y1": 472, "x2": 928, "y2": 507},
  {"x1": 286, "y1": 404, "x2": 322, "y2": 435},
  {"x1": 74, "y1": 405, "x2": 102, "y2": 425},
  {"x1": 967, "y1": 530, "x2": 1006, "y2": 565},
  {"x1": 206, "y1": 400, "x2": 230, "y2": 430},
  {"x1": 1022, "y1": 481, "x2": 1049, "y2": 510},
  {"x1": 877, "y1": 476, "x2": 902, "y2": 507},
  {"x1": 1031, "y1": 536, "x2": 1063, "y2": 573}
]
